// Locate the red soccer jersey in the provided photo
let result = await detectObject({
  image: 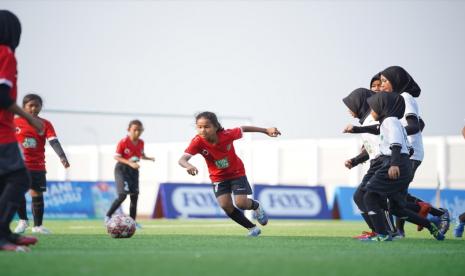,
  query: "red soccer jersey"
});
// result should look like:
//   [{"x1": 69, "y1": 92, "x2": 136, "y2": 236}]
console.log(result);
[
  {"x1": 185, "y1": 127, "x2": 246, "y2": 183},
  {"x1": 115, "y1": 136, "x2": 145, "y2": 162},
  {"x1": 0, "y1": 45, "x2": 18, "y2": 144},
  {"x1": 15, "y1": 116, "x2": 57, "y2": 171}
]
